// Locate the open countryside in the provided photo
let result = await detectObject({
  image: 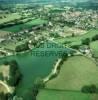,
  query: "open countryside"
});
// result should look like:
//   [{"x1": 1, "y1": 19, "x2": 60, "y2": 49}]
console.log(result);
[{"x1": 0, "y1": 0, "x2": 98, "y2": 100}]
